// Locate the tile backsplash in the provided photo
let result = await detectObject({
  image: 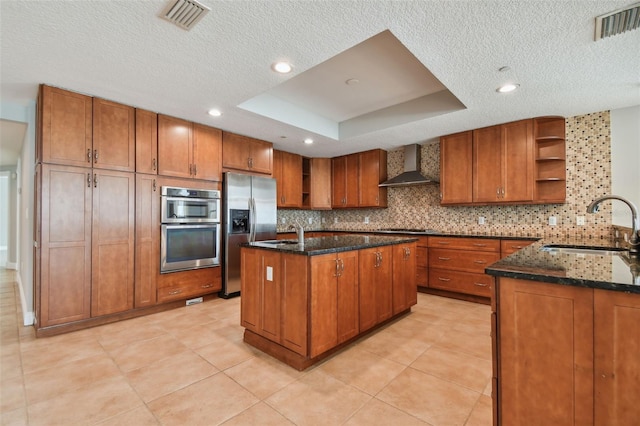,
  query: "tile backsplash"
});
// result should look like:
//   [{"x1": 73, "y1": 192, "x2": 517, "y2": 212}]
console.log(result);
[{"x1": 278, "y1": 111, "x2": 614, "y2": 240}]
